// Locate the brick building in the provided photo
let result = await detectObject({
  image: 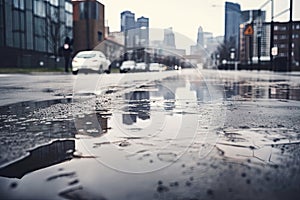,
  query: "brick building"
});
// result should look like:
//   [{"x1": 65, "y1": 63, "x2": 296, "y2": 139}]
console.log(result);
[{"x1": 72, "y1": 0, "x2": 105, "y2": 54}]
